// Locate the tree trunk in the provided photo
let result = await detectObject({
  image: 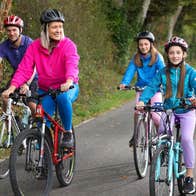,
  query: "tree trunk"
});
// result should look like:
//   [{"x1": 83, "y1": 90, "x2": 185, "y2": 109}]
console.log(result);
[
  {"x1": 167, "y1": 5, "x2": 183, "y2": 39},
  {"x1": 0, "y1": 0, "x2": 12, "y2": 33},
  {"x1": 138, "y1": 0, "x2": 151, "y2": 26}
]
